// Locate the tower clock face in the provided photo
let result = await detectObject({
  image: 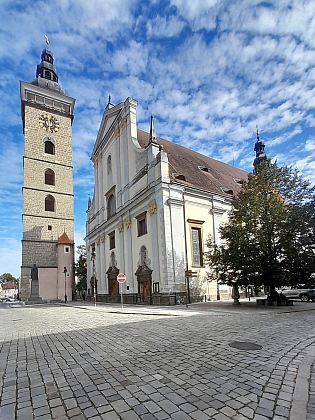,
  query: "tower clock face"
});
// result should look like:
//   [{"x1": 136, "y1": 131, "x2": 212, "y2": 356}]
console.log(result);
[{"x1": 39, "y1": 114, "x2": 60, "y2": 133}]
